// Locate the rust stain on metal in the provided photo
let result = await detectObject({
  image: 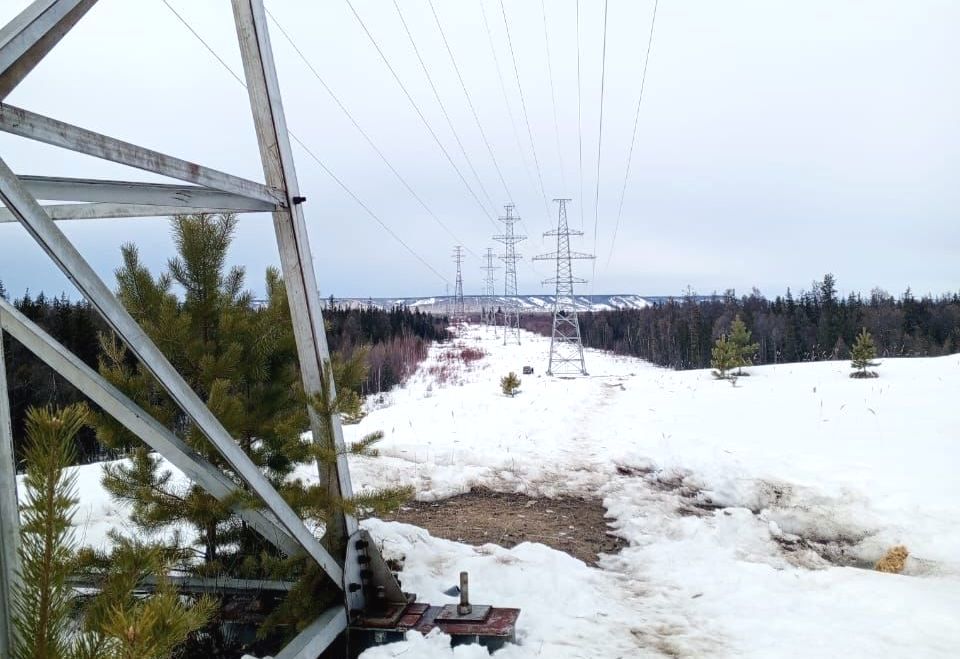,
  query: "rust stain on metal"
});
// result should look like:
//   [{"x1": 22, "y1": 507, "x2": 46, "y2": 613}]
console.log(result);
[{"x1": 351, "y1": 603, "x2": 519, "y2": 639}]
